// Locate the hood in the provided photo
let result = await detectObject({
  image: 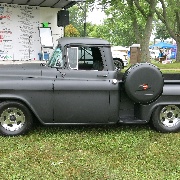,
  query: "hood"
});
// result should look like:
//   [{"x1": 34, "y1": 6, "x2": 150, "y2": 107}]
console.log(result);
[{"x1": 0, "y1": 62, "x2": 54, "y2": 78}]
